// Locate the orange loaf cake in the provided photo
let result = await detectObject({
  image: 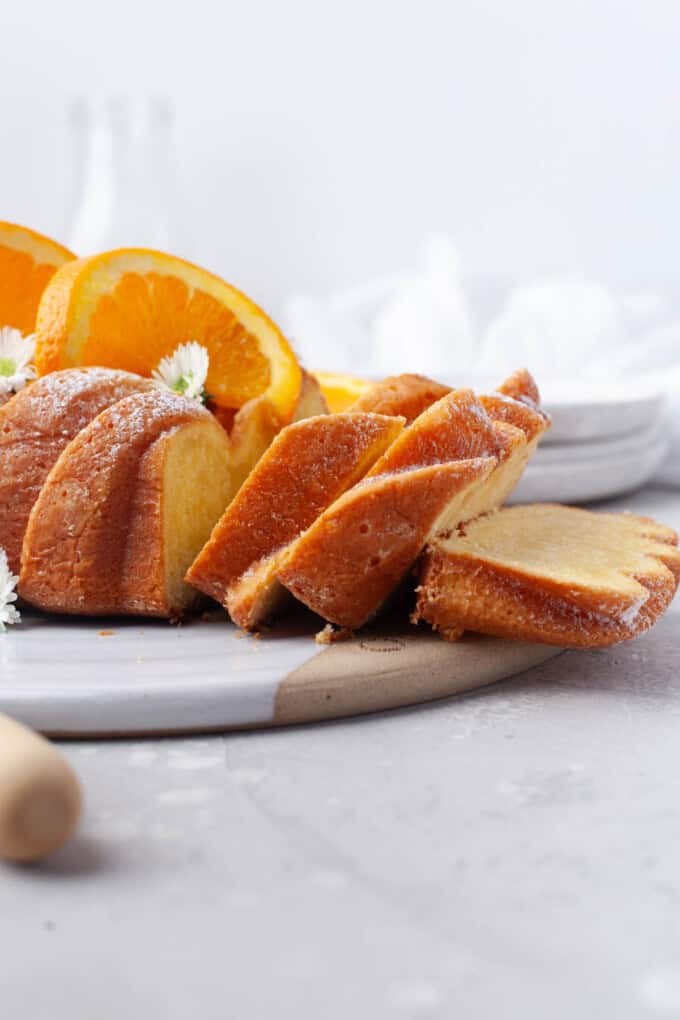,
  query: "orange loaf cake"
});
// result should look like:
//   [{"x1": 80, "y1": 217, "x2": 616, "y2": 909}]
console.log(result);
[
  {"x1": 415, "y1": 504, "x2": 680, "y2": 647},
  {"x1": 276, "y1": 385, "x2": 541, "y2": 630},
  {"x1": 186, "y1": 412, "x2": 404, "y2": 629},
  {"x1": 0, "y1": 368, "x2": 152, "y2": 575},
  {"x1": 20, "y1": 390, "x2": 234, "y2": 619}
]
